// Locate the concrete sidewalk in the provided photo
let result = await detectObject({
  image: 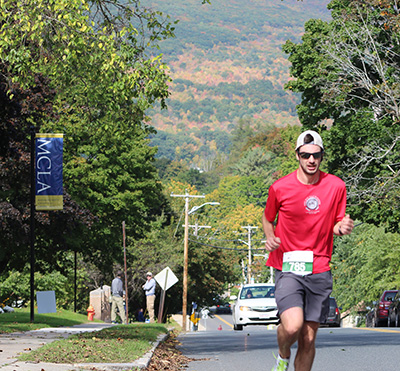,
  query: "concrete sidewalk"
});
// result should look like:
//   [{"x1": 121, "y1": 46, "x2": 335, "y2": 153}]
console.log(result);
[{"x1": 0, "y1": 323, "x2": 166, "y2": 371}]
